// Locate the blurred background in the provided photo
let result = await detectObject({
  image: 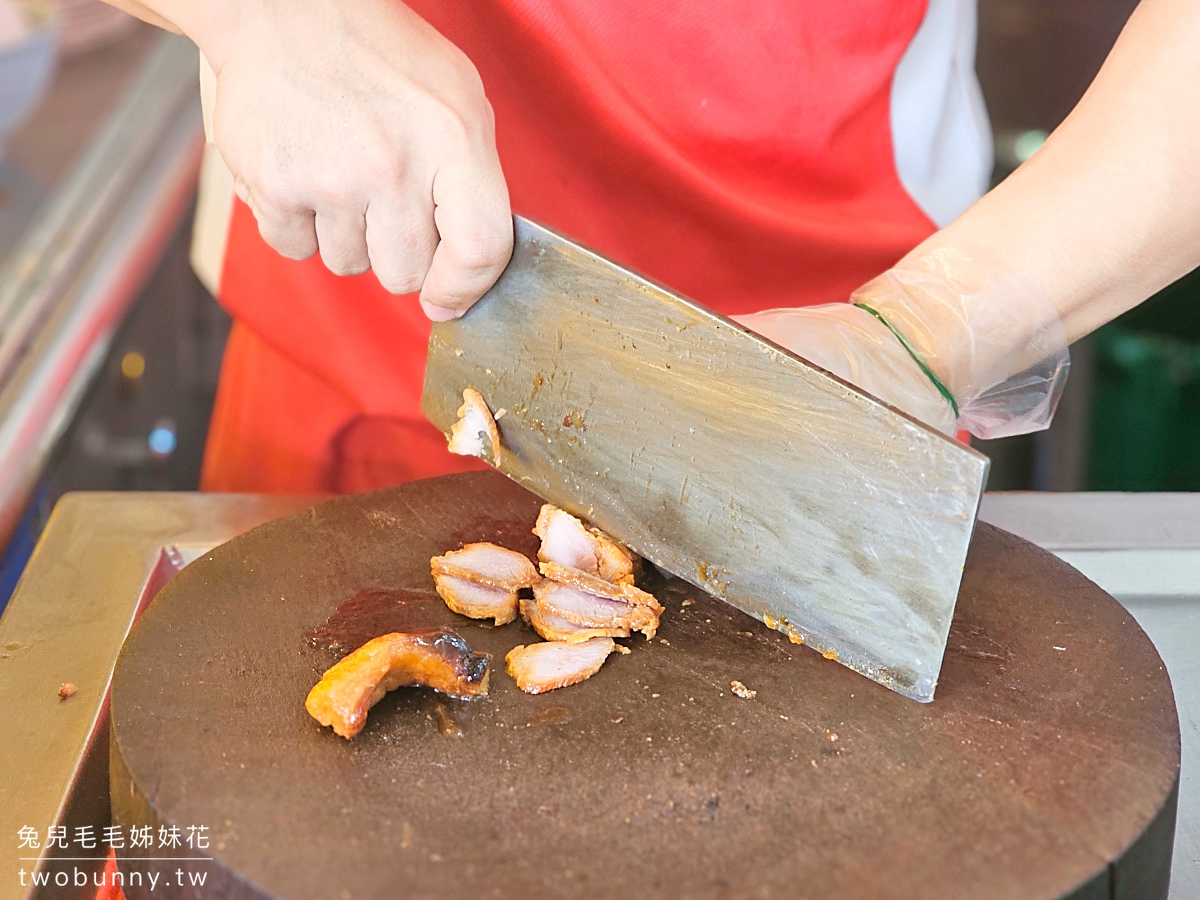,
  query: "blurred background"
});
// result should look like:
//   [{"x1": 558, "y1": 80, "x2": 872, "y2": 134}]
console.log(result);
[
  {"x1": 976, "y1": 0, "x2": 1200, "y2": 495},
  {"x1": 0, "y1": 0, "x2": 1195, "y2": 605}
]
